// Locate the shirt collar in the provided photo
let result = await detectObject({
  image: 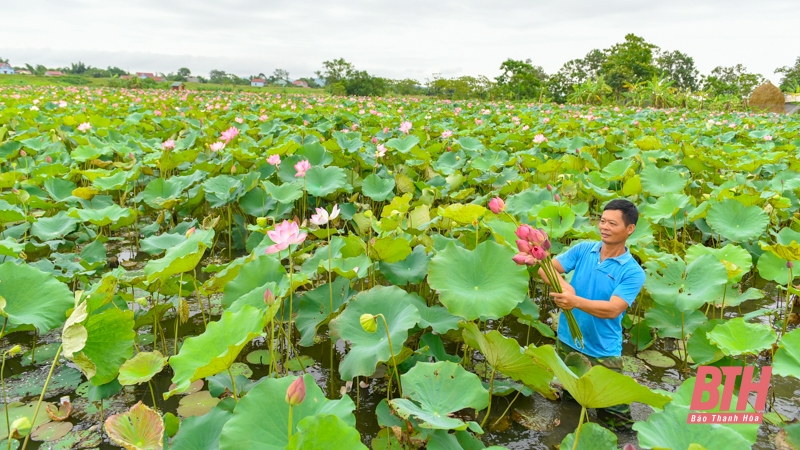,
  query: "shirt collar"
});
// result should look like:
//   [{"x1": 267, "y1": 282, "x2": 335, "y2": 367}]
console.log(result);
[{"x1": 590, "y1": 241, "x2": 632, "y2": 265}]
